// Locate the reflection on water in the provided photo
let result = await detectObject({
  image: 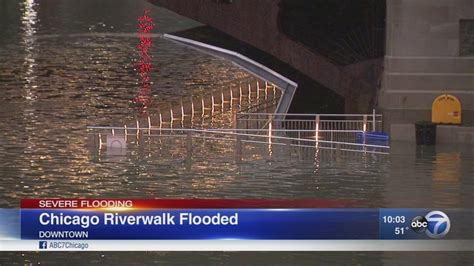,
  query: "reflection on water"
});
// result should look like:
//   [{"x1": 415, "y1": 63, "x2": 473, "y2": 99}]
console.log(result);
[
  {"x1": 383, "y1": 144, "x2": 473, "y2": 208},
  {"x1": 133, "y1": 9, "x2": 154, "y2": 110},
  {"x1": 433, "y1": 152, "x2": 461, "y2": 206},
  {"x1": 0, "y1": 0, "x2": 473, "y2": 264},
  {"x1": 21, "y1": 0, "x2": 38, "y2": 104}
]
